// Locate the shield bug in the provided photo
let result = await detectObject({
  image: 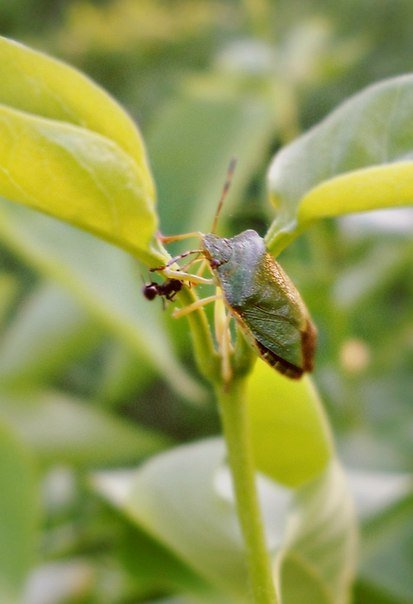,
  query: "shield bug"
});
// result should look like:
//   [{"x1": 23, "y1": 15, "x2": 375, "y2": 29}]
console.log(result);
[
  {"x1": 201, "y1": 229, "x2": 316, "y2": 378},
  {"x1": 149, "y1": 161, "x2": 316, "y2": 380}
]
